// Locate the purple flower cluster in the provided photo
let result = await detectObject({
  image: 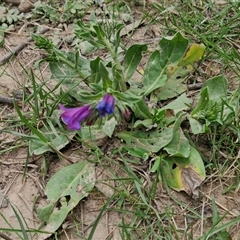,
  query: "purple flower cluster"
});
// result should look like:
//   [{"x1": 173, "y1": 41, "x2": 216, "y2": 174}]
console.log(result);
[
  {"x1": 59, "y1": 94, "x2": 115, "y2": 130},
  {"x1": 96, "y1": 94, "x2": 115, "y2": 116}
]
